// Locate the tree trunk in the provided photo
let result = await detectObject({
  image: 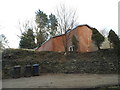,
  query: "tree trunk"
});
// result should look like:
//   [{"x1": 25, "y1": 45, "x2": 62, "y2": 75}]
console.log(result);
[{"x1": 97, "y1": 44, "x2": 101, "y2": 50}]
